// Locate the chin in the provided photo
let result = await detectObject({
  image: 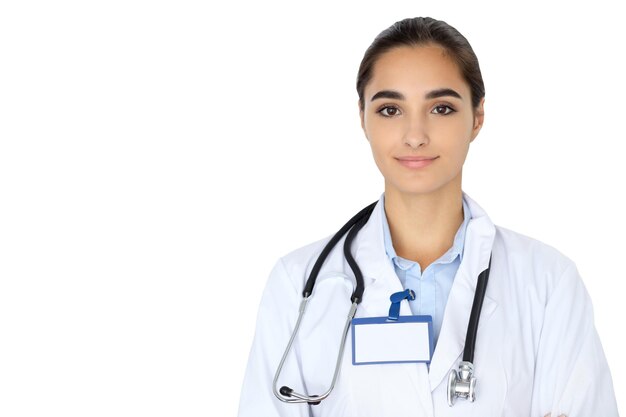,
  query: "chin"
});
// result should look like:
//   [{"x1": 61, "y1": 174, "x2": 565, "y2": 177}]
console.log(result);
[
  {"x1": 383, "y1": 164, "x2": 462, "y2": 196},
  {"x1": 387, "y1": 179, "x2": 445, "y2": 196}
]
